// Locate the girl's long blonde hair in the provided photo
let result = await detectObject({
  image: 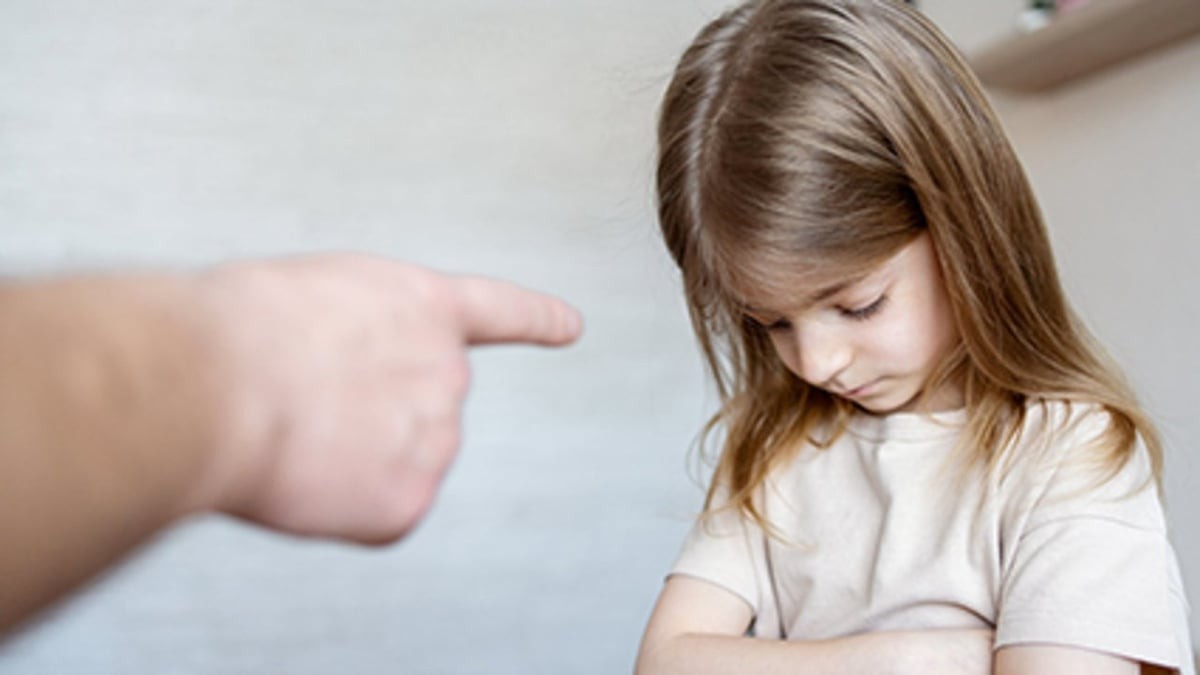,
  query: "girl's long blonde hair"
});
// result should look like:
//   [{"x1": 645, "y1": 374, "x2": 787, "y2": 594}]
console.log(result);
[{"x1": 656, "y1": 0, "x2": 1161, "y2": 524}]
